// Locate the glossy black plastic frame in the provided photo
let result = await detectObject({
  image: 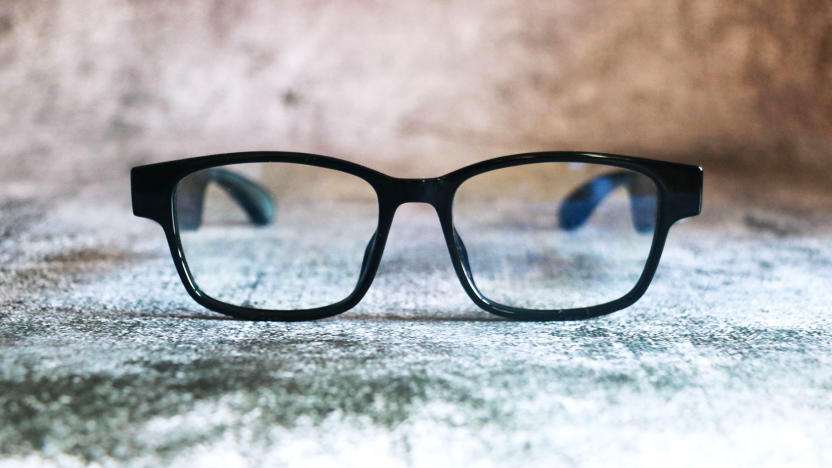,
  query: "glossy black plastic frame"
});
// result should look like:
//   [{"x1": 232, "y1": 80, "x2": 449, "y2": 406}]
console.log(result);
[{"x1": 132, "y1": 151, "x2": 702, "y2": 321}]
